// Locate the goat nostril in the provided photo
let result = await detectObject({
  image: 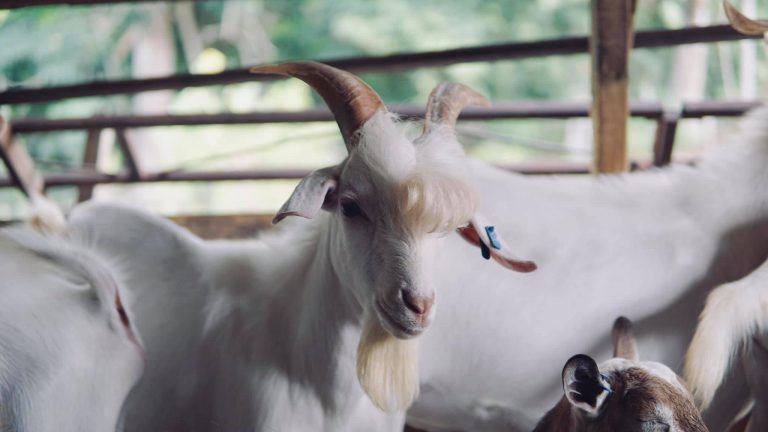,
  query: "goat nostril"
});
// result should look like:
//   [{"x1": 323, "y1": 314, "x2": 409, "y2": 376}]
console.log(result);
[{"x1": 401, "y1": 290, "x2": 433, "y2": 316}]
